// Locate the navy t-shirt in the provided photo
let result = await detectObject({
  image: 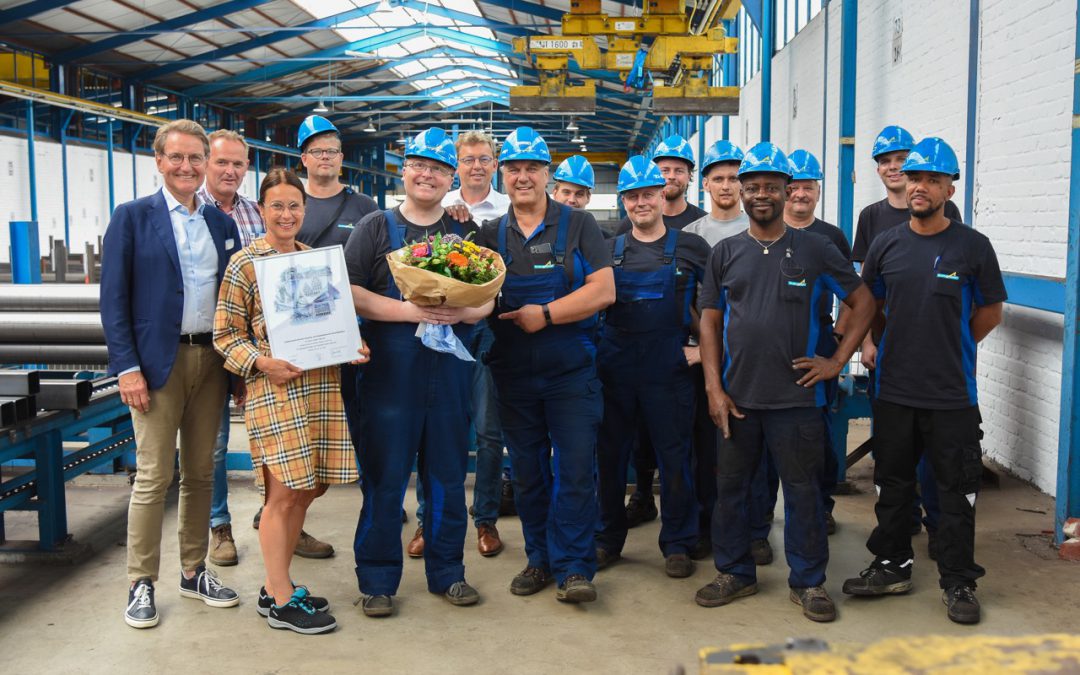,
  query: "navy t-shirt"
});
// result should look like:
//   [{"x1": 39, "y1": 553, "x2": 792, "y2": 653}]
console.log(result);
[
  {"x1": 852, "y1": 197, "x2": 962, "y2": 262},
  {"x1": 861, "y1": 220, "x2": 1006, "y2": 410},
  {"x1": 344, "y1": 207, "x2": 477, "y2": 295},
  {"x1": 299, "y1": 187, "x2": 379, "y2": 249},
  {"x1": 614, "y1": 202, "x2": 708, "y2": 236},
  {"x1": 800, "y1": 218, "x2": 852, "y2": 325},
  {"x1": 700, "y1": 227, "x2": 864, "y2": 409}
]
